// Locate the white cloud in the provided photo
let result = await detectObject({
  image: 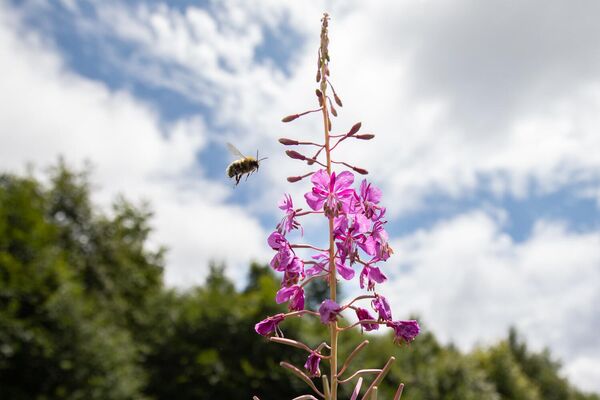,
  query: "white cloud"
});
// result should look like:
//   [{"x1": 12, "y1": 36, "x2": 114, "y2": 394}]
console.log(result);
[
  {"x1": 0, "y1": 4, "x2": 268, "y2": 286},
  {"x1": 87, "y1": 1, "x2": 600, "y2": 215},
  {"x1": 380, "y1": 210, "x2": 600, "y2": 392}
]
